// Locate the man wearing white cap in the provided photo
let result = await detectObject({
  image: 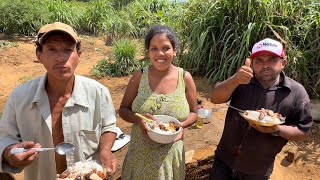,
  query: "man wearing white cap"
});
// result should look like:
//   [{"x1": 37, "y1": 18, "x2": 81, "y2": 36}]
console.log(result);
[
  {"x1": 0, "y1": 22, "x2": 118, "y2": 180},
  {"x1": 209, "y1": 38, "x2": 312, "y2": 179}
]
